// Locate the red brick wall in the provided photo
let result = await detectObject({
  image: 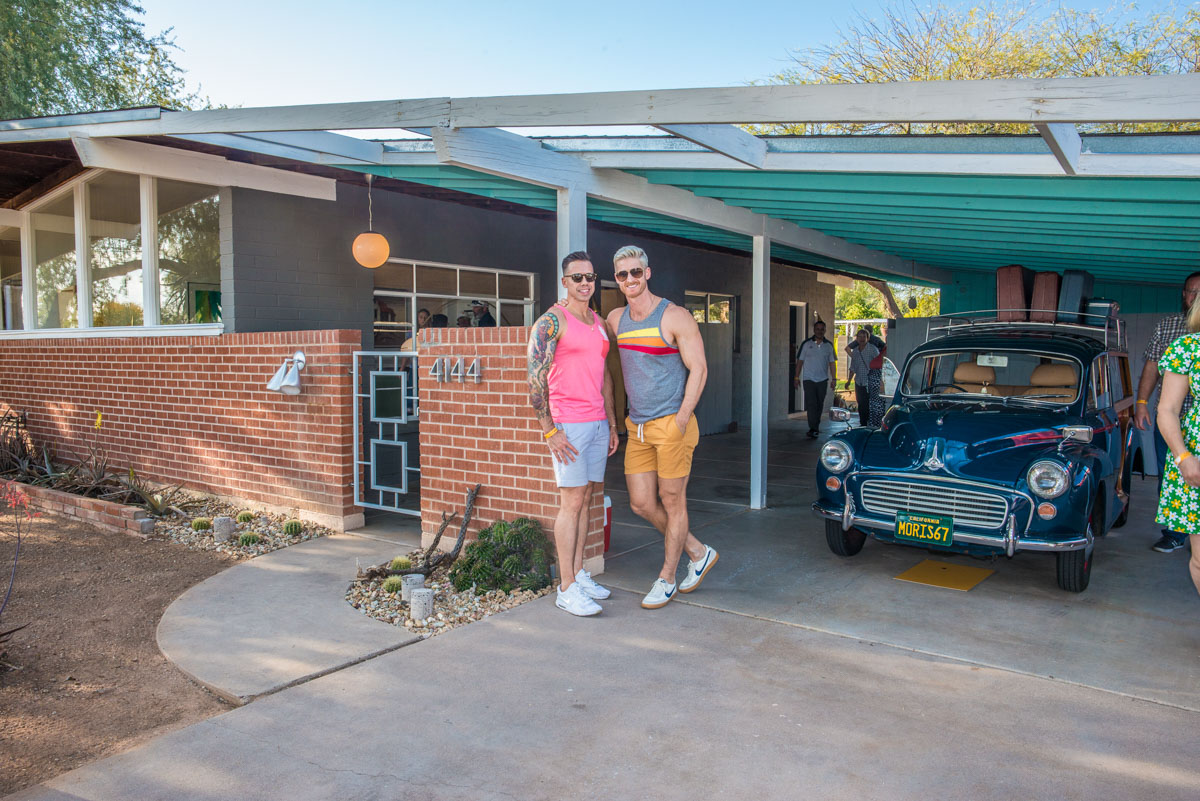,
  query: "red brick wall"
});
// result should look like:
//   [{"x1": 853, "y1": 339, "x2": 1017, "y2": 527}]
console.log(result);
[
  {"x1": 418, "y1": 327, "x2": 606, "y2": 573},
  {"x1": 0, "y1": 330, "x2": 361, "y2": 530},
  {"x1": 18, "y1": 483, "x2": 151, "y2": 537}
]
